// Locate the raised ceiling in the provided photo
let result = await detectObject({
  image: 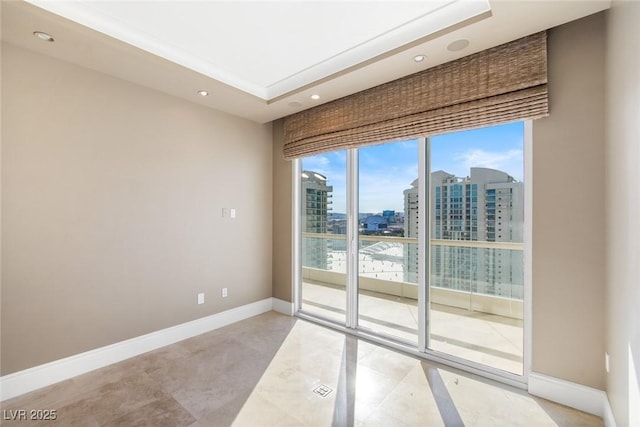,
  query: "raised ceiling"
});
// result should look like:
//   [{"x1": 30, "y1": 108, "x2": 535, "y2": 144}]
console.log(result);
[
  {"x1": 23, "y1": 0, "x2": 492, "y2": 99},
  {"x1": 2, "y1": 1, "x2": 610, "y2": 123}
]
